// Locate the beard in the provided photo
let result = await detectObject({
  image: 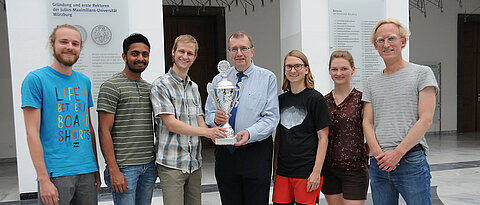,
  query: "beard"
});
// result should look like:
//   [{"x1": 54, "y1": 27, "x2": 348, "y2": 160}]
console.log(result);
[
  {"x1": 126, "y1": 59, "x2": 148, "y2": 73},
  {"x1": 53, "y1": 50, "x2": 79, "y2": 67}
]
